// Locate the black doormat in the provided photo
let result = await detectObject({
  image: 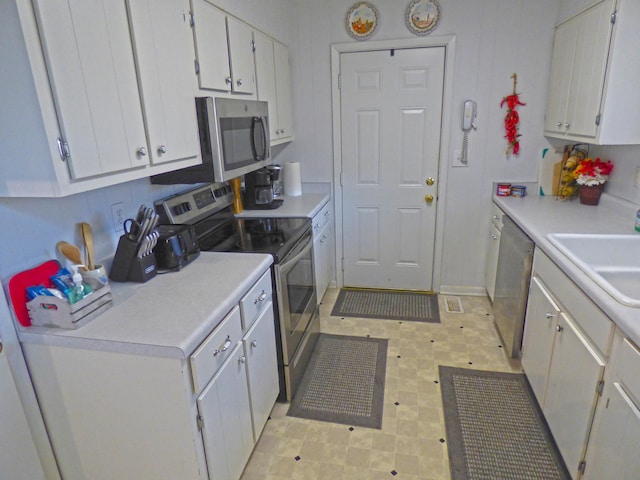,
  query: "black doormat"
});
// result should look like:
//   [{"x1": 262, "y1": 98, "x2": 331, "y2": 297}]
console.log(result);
[
  {"x1": 330, "y1": 288, "x2": 440, "y2": 323},
  {"x1": 287, "y1": 334, "x2": 387, "y2": 429},
  {"x1": 439, "y1": 366, "x2": 571, "y2": 480}
]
